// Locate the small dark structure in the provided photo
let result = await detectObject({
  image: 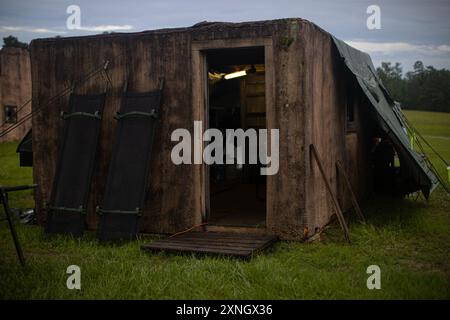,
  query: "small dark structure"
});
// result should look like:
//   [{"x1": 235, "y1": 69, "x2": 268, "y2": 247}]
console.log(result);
[
  {"x1": 16, "y1": 129, "x2": 32, "y2": 167},
  {"x1": 29, "y1": 19, "x2": 437, "y2": 241},
  {"x1": 0, "y1": 47, "x2": 32, "y2": 142}
]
